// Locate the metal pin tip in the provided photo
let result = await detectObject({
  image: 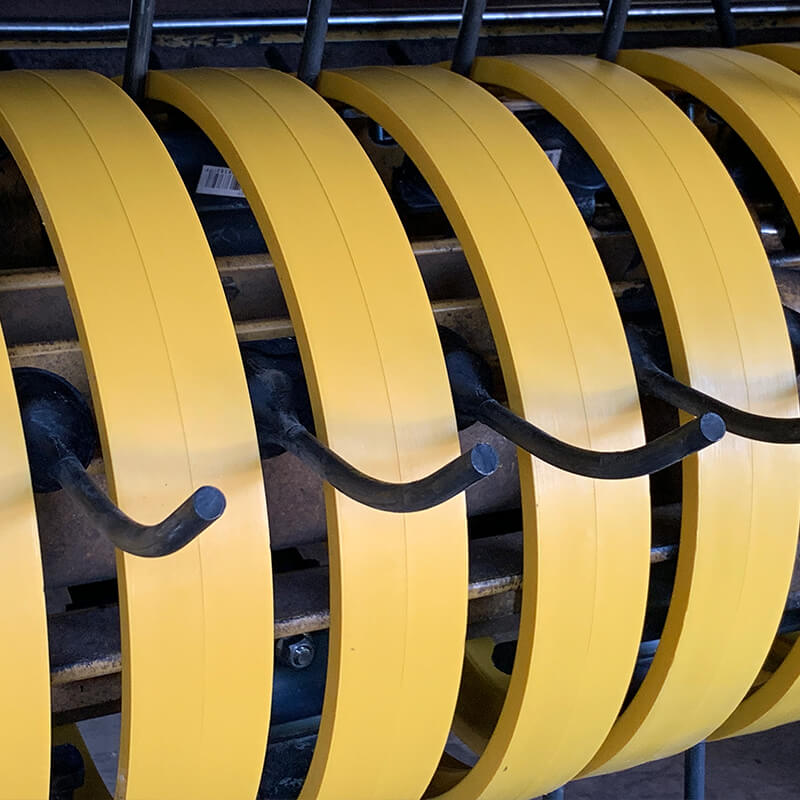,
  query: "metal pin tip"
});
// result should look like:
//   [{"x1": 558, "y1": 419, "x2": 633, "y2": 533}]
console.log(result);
[
  {"x1": 699, "y1": 412, "x2": 726, "y2": 443},
  {"x1": 471, "y1": 442, "x2": 499, "y2": 477},
  {"x1": 192, "y1": 486, "x2": 227, "y2": 522}
]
